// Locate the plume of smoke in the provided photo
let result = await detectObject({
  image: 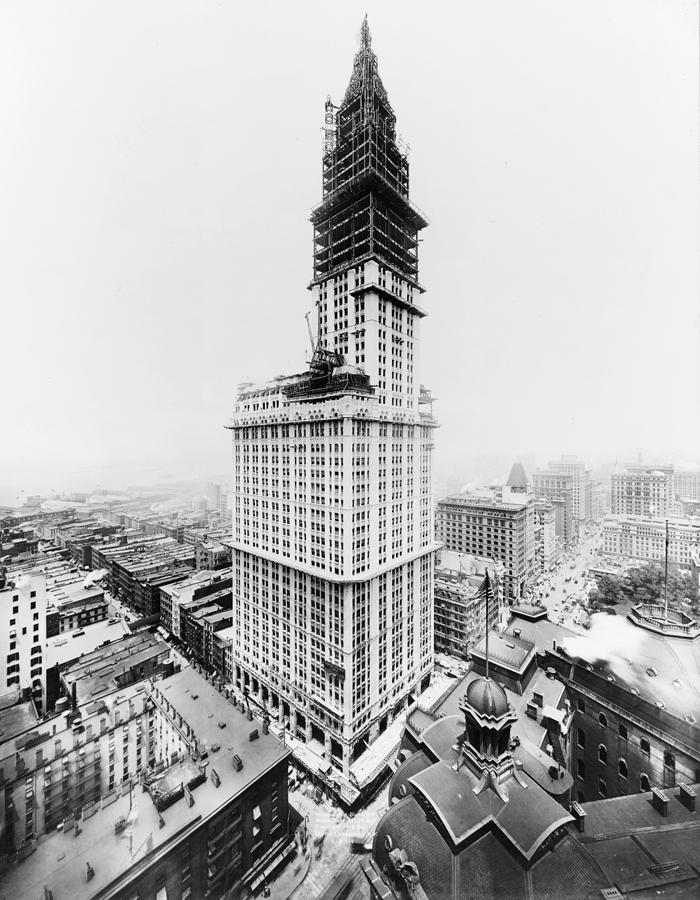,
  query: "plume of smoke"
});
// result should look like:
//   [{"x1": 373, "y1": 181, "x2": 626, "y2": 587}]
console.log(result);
[{"x1": 562, "y1": 613, "x2": 644, "y2": 669}]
